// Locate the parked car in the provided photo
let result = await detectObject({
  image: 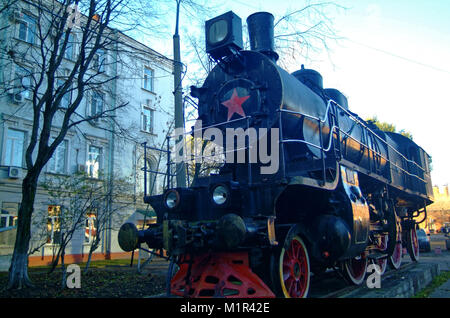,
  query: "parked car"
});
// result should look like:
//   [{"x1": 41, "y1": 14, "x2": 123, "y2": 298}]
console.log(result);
[
  {"x1": 442, "y1": 223, "x2": 450, "y2": 236},
  {"x1": 417, "y1": 229, "x2": 431, "y2": 252}
]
